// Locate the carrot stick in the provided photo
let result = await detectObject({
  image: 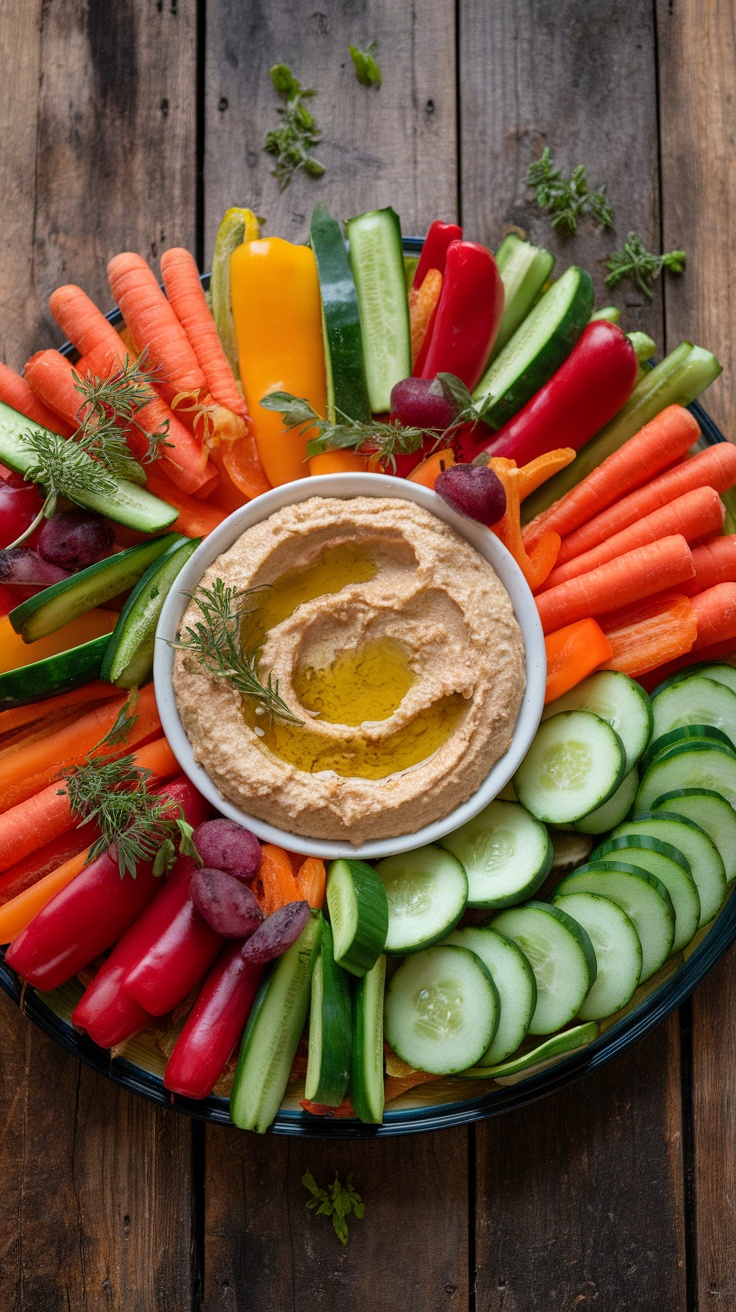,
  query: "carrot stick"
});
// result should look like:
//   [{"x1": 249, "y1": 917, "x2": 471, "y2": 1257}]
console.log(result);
[
  {"x1": 524, "y1": 405, "x2": 701, "y2": 547},
  {"x1": 143, "y1": 463, "x2": 227, "y2": 537},
  {"x1": 409, "y1": 269, "x2": 443, "y2": 367},
  {"x1": 690, "y1": 583, "x2": 736, "y2": 651},
  {"x1": 24, "y1": 349, "x2": 91, "y2": 430},
  {"x1": 160, "y1": 248, "x2": 247, "y2": 419},
  {"x1": 407, "y1": 448, "x2": 456, "y2": 489},
  {"x1": 541, "y1": 486, "x2": 725, "y2": 592},
  {"x1": 599, "y1": 593, "x2": 697, "y2": 678},
  {"x1": 0, "y1": 362, "x2": 74, "y2": 436},
  {"x1": 0, "y1": 826, "x2": 98, "y2": 906},
  {"x1": 681, "y1": 536, "x2": 736, "y2": 595},
  {"x1": 0, "y1": 680, "x2": 115, "y2": 744},
  {"x1": 544, "y1": 619, "x2": 613, "y2": 704},
  {"x1": 0, "y1": 847, "x2": 91, "y2": 944},
  {"x1": 554, "y1": 442, "x2": 736, "y2": 567},
  {"x1": 295, "y1": 857, "x2": 326, "y2": 910},
  {"x1": 535, "y1": 535, "x2": 696, "y2": 636},
  {"x1": 259, "y1": 843, "x2": 300, "y2": 914},
  {"x1": 107, "y1": 252, "x2": 208, "y2": 406}
]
